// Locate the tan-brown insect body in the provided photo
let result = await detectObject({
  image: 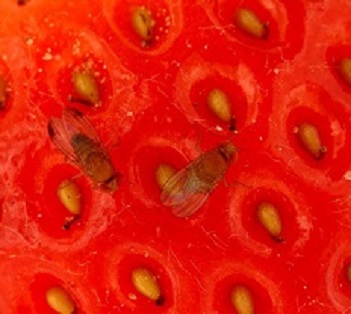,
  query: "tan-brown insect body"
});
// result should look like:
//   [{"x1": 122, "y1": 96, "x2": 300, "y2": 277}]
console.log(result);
[
  {"x1": 161, "y1": 142, "x2": 236, "y2": 217},
  {"x1": 193, "y1": 150, "x2": 229, "y2": 187},
  {"x1": 71, "y1": 134, "x2": 117, "y2": 191}
]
